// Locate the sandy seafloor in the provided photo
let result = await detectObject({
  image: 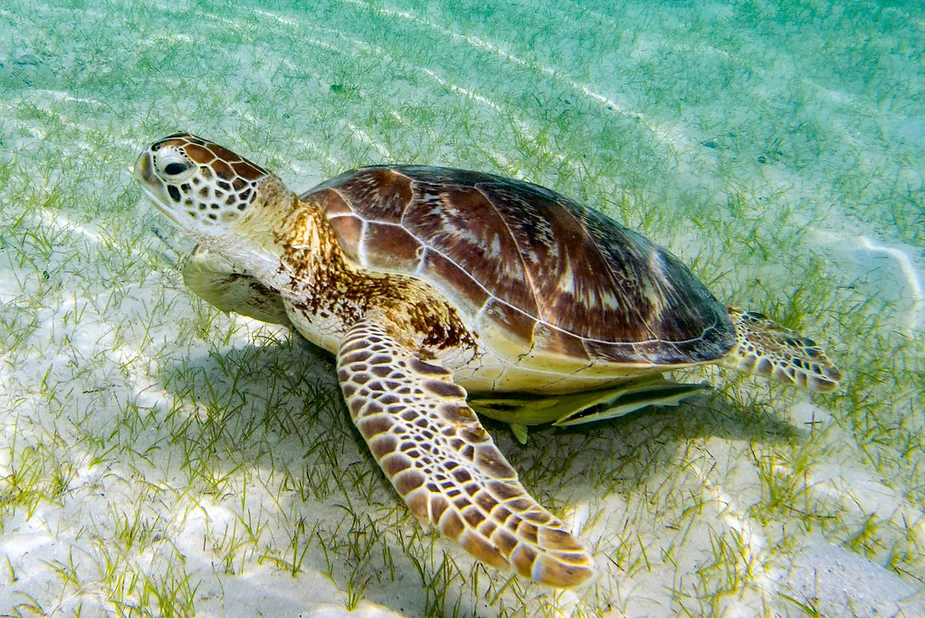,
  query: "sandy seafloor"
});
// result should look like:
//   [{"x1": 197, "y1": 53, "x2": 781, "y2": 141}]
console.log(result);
[{"x1": 1, "y1": 0, "x2": 924, "y2": 616}]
